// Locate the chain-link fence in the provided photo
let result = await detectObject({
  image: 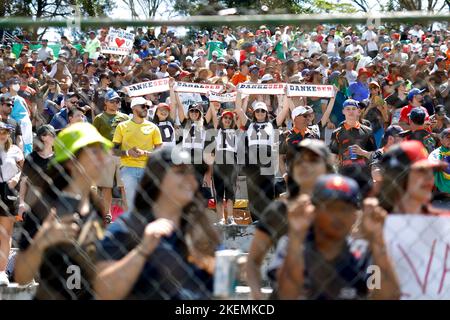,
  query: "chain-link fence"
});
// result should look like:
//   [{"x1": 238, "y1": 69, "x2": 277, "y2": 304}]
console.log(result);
[{"x1": 0, "y1": 12, "x2": 449, "y2": 301}]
